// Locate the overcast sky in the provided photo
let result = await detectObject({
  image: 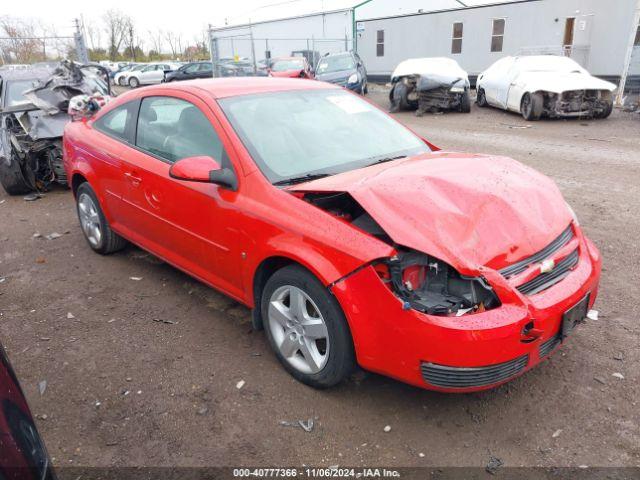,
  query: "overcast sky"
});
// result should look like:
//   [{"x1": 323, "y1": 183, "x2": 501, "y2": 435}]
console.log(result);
[{"x1": 6, "y1": 0, "x2": 504, "y2": 49}]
